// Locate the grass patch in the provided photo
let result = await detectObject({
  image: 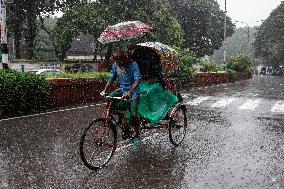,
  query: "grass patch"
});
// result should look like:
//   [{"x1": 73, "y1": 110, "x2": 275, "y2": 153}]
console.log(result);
[{"x1": 47, "y1": 71, "x2": 110, "y2": 79}]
